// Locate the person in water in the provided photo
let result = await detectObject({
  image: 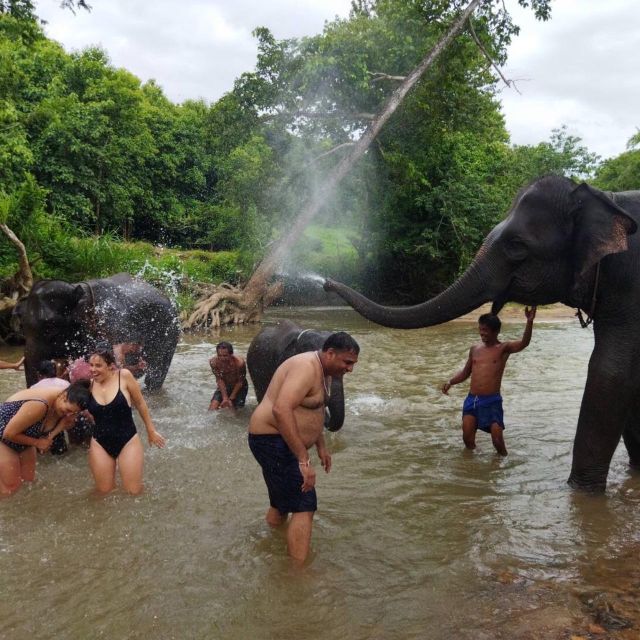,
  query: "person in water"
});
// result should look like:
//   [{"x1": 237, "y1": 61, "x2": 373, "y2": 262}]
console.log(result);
[
  {"x1": 248, "y1": 332, "x2": 360, "y2": 563},
  {"x1": 0, "y1": 356, "x2": 24, "y2": 370},
  {"x1": 442, "y1": 306, "x2": 537, "y2": 456},
  {"x1": 208, "y1": 341, "x2": 248, "y2": 411},
  {"x1": 0, "y1": 382, "x2": 90, "y2": 496},
  {"x1": 87, "y1": 347, "x2": 165, "y2": 495},
  {"x1": 30, "y1": 360, "x2": 71, "y2": 389}
]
